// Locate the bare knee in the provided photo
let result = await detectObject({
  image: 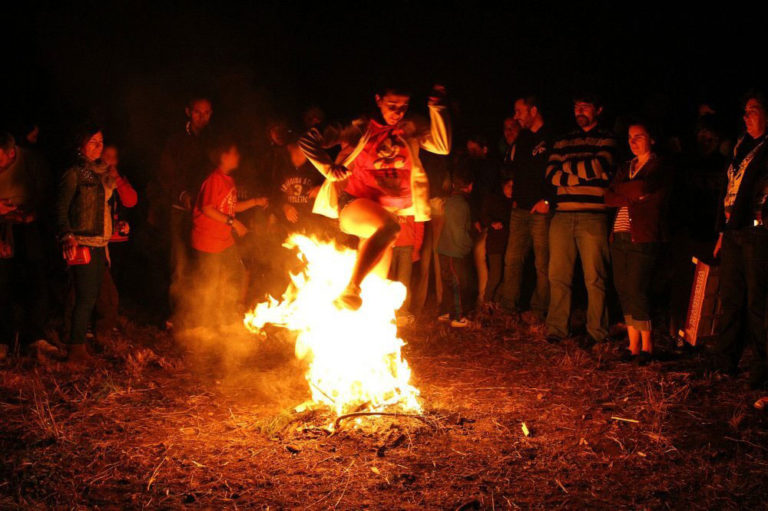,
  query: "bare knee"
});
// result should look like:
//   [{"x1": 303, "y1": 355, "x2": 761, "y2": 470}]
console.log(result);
[{"x1": 379, "y1": 217, "x2": 401, "y2": 242}]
